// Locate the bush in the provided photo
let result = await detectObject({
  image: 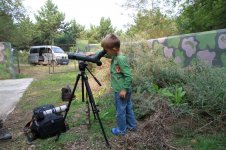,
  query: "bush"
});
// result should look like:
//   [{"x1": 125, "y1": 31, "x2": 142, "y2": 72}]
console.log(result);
[
  {"x1": 121, "y1": 40, "x2": 185, "y2": 92},
  {"x1": 183, "y1": 62, "x2": 226, "y2": 116},
  {"x1": 121, "y1": 38, "x2": 226, "y2": 121}
]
